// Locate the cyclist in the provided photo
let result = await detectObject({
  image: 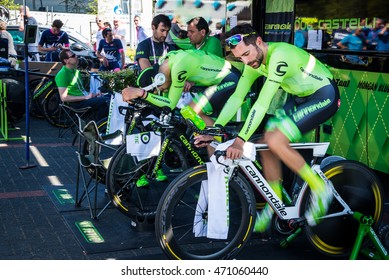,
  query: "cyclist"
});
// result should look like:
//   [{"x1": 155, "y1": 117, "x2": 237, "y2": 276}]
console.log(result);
[
  {"x1": 205, "y1": 24, "x2": 340, "y2": 232},
  {"x1": 55, "y1": 50, "x2": 110, "y2": 122},
  {"x1": 122, "y1": 49, "x2": 242, "y2": 126},
  {"x1": 121, "y1": 49, "x2": 242, "y2": 186},
  {"x1": 96, "y1": 28, "x2": 125, "y2": 71},
  {"x1": 38, "y1": 19, "x2": 70, "y2": 62}
]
